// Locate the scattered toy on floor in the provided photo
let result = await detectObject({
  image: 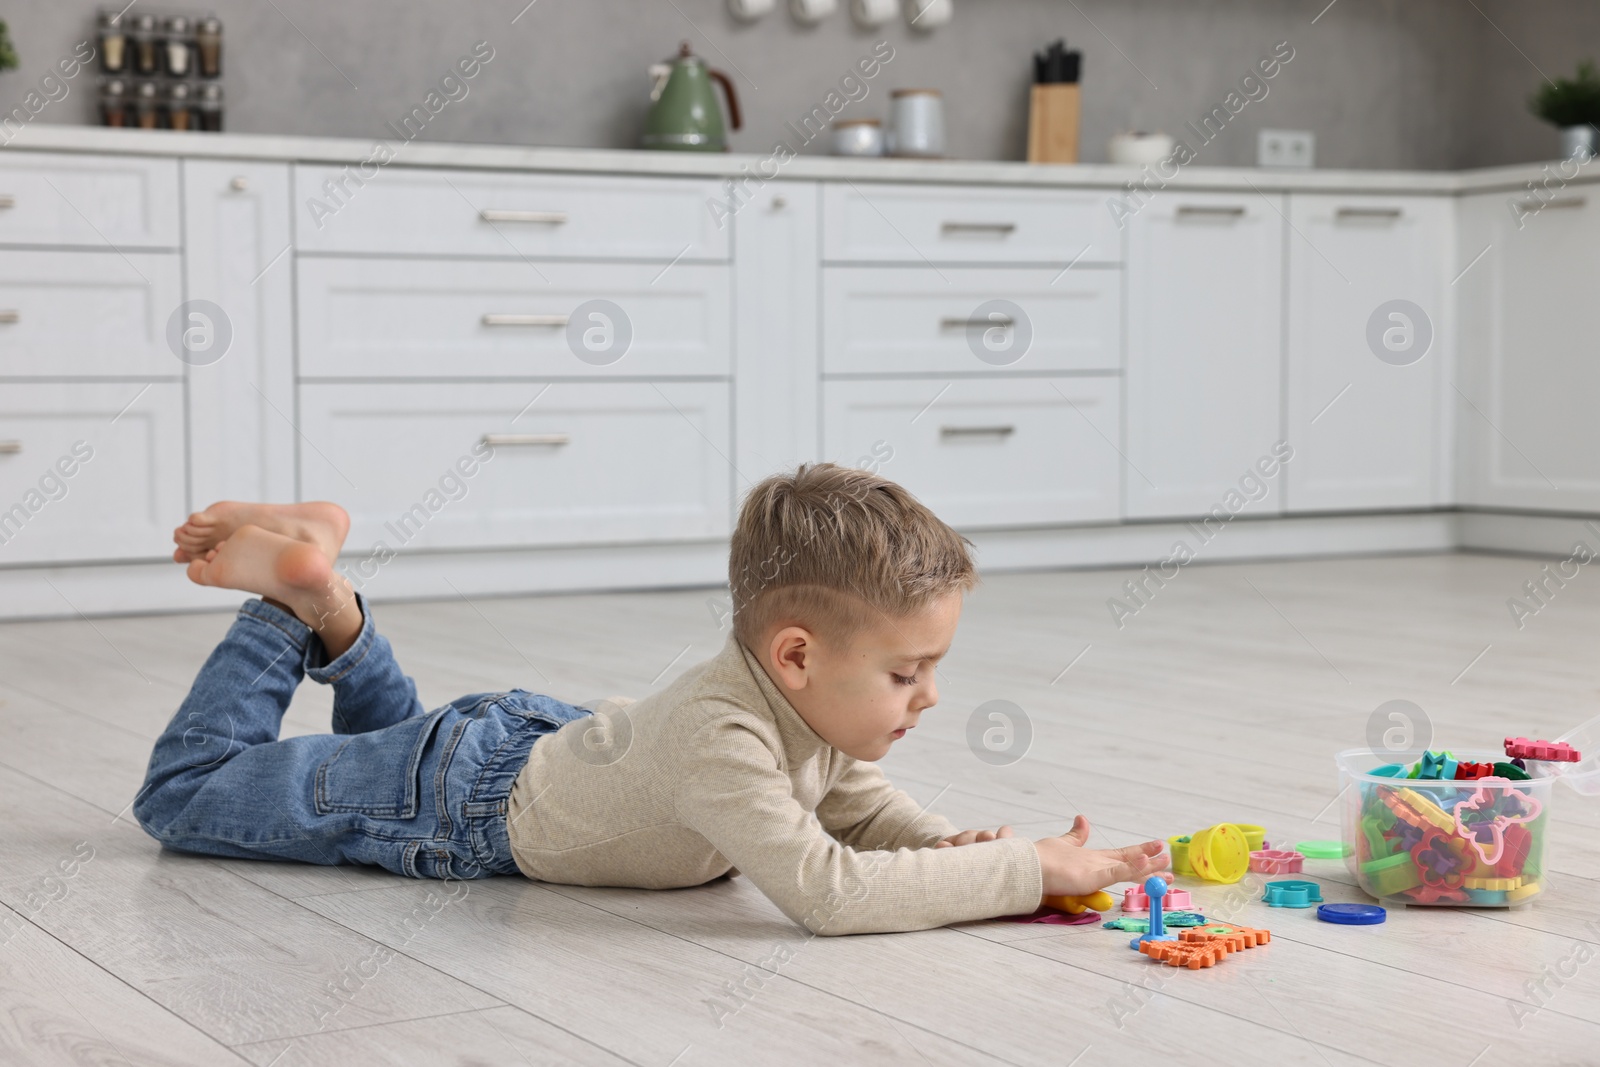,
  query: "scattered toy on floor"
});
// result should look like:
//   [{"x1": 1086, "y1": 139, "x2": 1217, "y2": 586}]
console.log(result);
[
  {"x1": 1317, "y1": 903, "x2": 1385, "y2": 925},
  {"x1": 1128, "y1": 875, "x2": 1178, "y2": 950}
]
